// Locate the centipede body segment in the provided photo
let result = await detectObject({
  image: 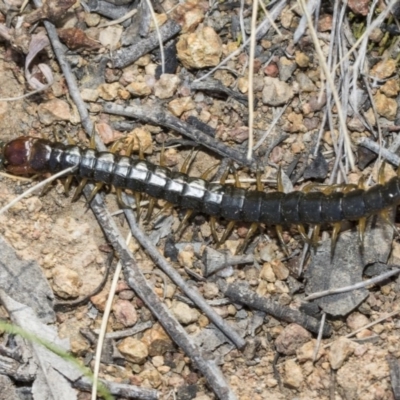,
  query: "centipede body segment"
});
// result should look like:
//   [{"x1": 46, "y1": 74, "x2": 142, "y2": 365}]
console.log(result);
[{"x1": 2, "y1": 136, "x2": 400, "y2": 250}]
